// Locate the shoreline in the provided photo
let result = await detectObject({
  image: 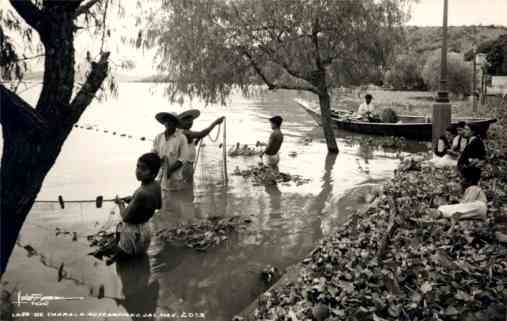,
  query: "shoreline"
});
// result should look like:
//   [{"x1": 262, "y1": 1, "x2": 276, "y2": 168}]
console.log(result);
[
  {"x1": 235, "y1": 151, "x2": 507, "y2": 321},
  {"x1": 237, "y1": 183, "x2": 384, "y2": 319}
]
